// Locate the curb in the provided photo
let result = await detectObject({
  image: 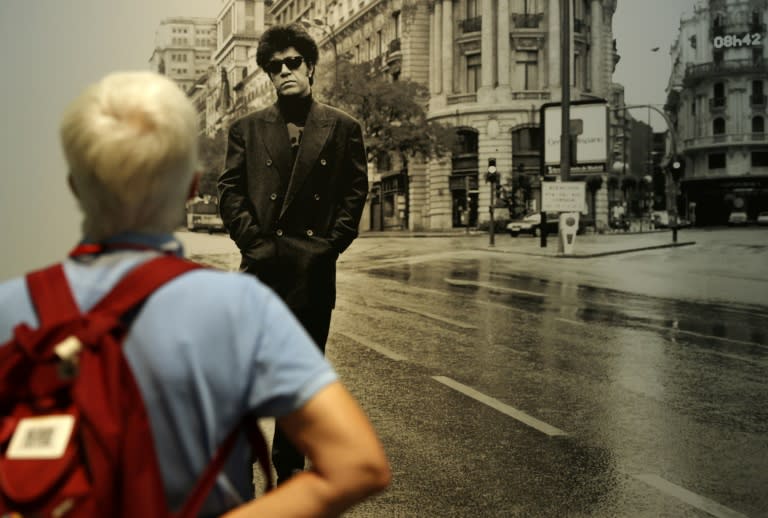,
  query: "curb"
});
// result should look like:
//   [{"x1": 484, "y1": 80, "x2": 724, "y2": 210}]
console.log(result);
[{"x1": 483, "y1": 241, "x2": 697, "y2": 258}]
